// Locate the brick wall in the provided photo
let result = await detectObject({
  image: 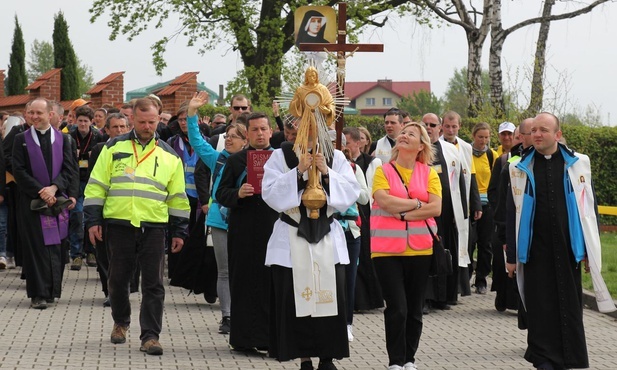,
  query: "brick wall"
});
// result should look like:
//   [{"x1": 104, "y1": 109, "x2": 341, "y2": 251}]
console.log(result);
[{"x1": 88, "y1": 72, "x2": 125, "y2": 108}]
